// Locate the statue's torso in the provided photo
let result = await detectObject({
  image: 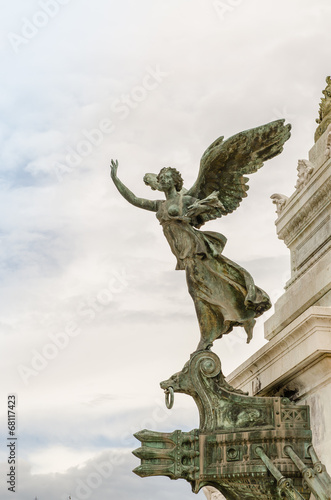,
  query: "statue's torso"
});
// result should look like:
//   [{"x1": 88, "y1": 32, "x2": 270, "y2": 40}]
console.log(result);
[{"x1": 156, "y1": 197, "x2": 205, "y2": 270}]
